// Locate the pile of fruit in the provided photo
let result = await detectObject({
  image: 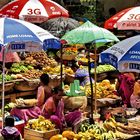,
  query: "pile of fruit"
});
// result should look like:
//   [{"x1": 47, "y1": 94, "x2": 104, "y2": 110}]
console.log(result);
[
  {"x1": 50, "y1": 118, "x2": 124, "y2": 140},
  {"x1": 57, "y1": 47, "x2": 78, "y2": 60},
  {"x1": 64, "y1": 67, "x2": 75, "y2": 75},
  {"x1": 26, "y1": 116, "x2": 55, "y2": 132},
  {"x1": 85, "y1": 79, "x2": 118, "y2": 99},
  {"x1": 63, "y1": 47, "x2": 77, "y2": 55},
  {"x1": 76, "y1": 117, "x2": 123, "y2": 140},
  {"x1": 25, "y1": 51, "x2": 57, "y2": 68},
  {"x1": 0, "y1": 74, "x2": 13, "y2": 82},
  {"x1": 42, "y1": 65, "x2": 62, "y2": 75},
  {"x1": 22, "y1": 69, "x2": 43, "y2": 79},
  {"x1": 91, "y1": 64, "x2": 116, "y2": 74},
  {"x1": 10, "y1": 62, "x2": 34, "y2": 73}
]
